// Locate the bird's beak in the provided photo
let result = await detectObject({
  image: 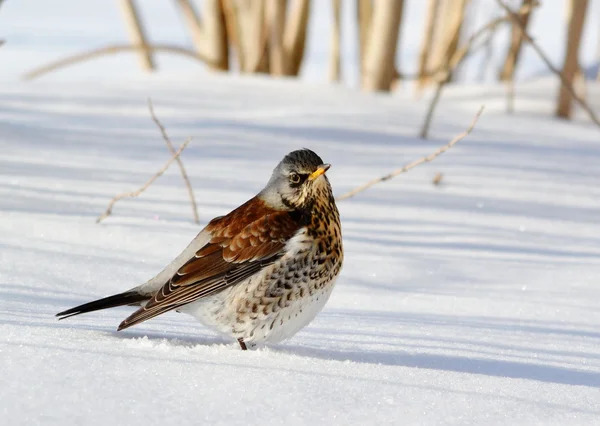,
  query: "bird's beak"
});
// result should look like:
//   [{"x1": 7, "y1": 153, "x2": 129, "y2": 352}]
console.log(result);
[{"x1": 308, "y1": 164, "x2": 331, "y2": 181}]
